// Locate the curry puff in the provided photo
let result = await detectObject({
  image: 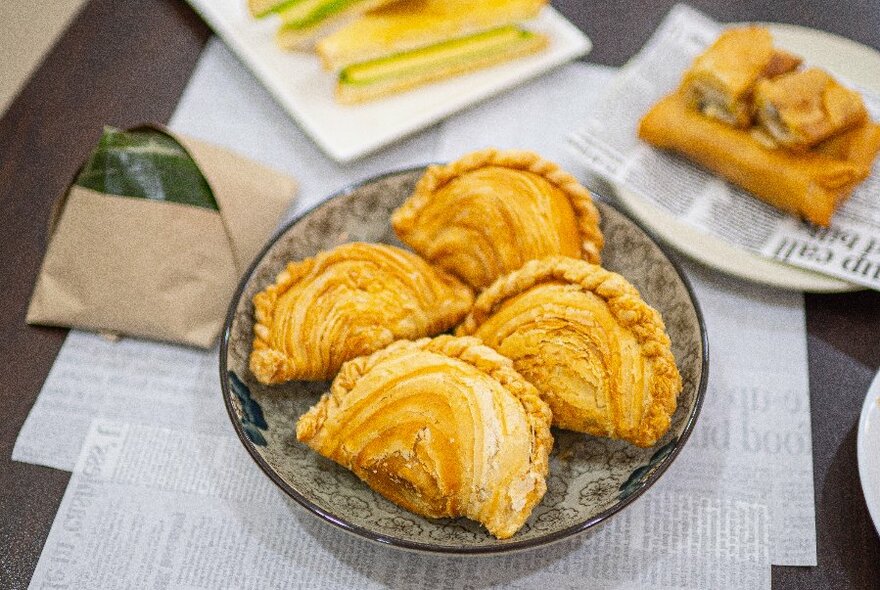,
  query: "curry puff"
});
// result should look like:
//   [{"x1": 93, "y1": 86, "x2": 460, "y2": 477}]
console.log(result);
[
  {"x1": 392, "y1": 148, "x2": 603, "y2": 290},
  {"x1": 754, "y1": 68, "x2": 869, "y2": 151},
  {"x1": 680, "y1": 26, "x2": 801, "y2": 128},
  {"x1": 457, "y1": 257, "x2": 681, "y2": 448},
  {"x1": 639, "y1": 92, "x2": 880, "y2": 227},
  {"x1": 250, "y1": 243, "x2": 473, "y2": 383},
  {"x1": 296, "y1": 335, "x2": 553, "y2": 539}
]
